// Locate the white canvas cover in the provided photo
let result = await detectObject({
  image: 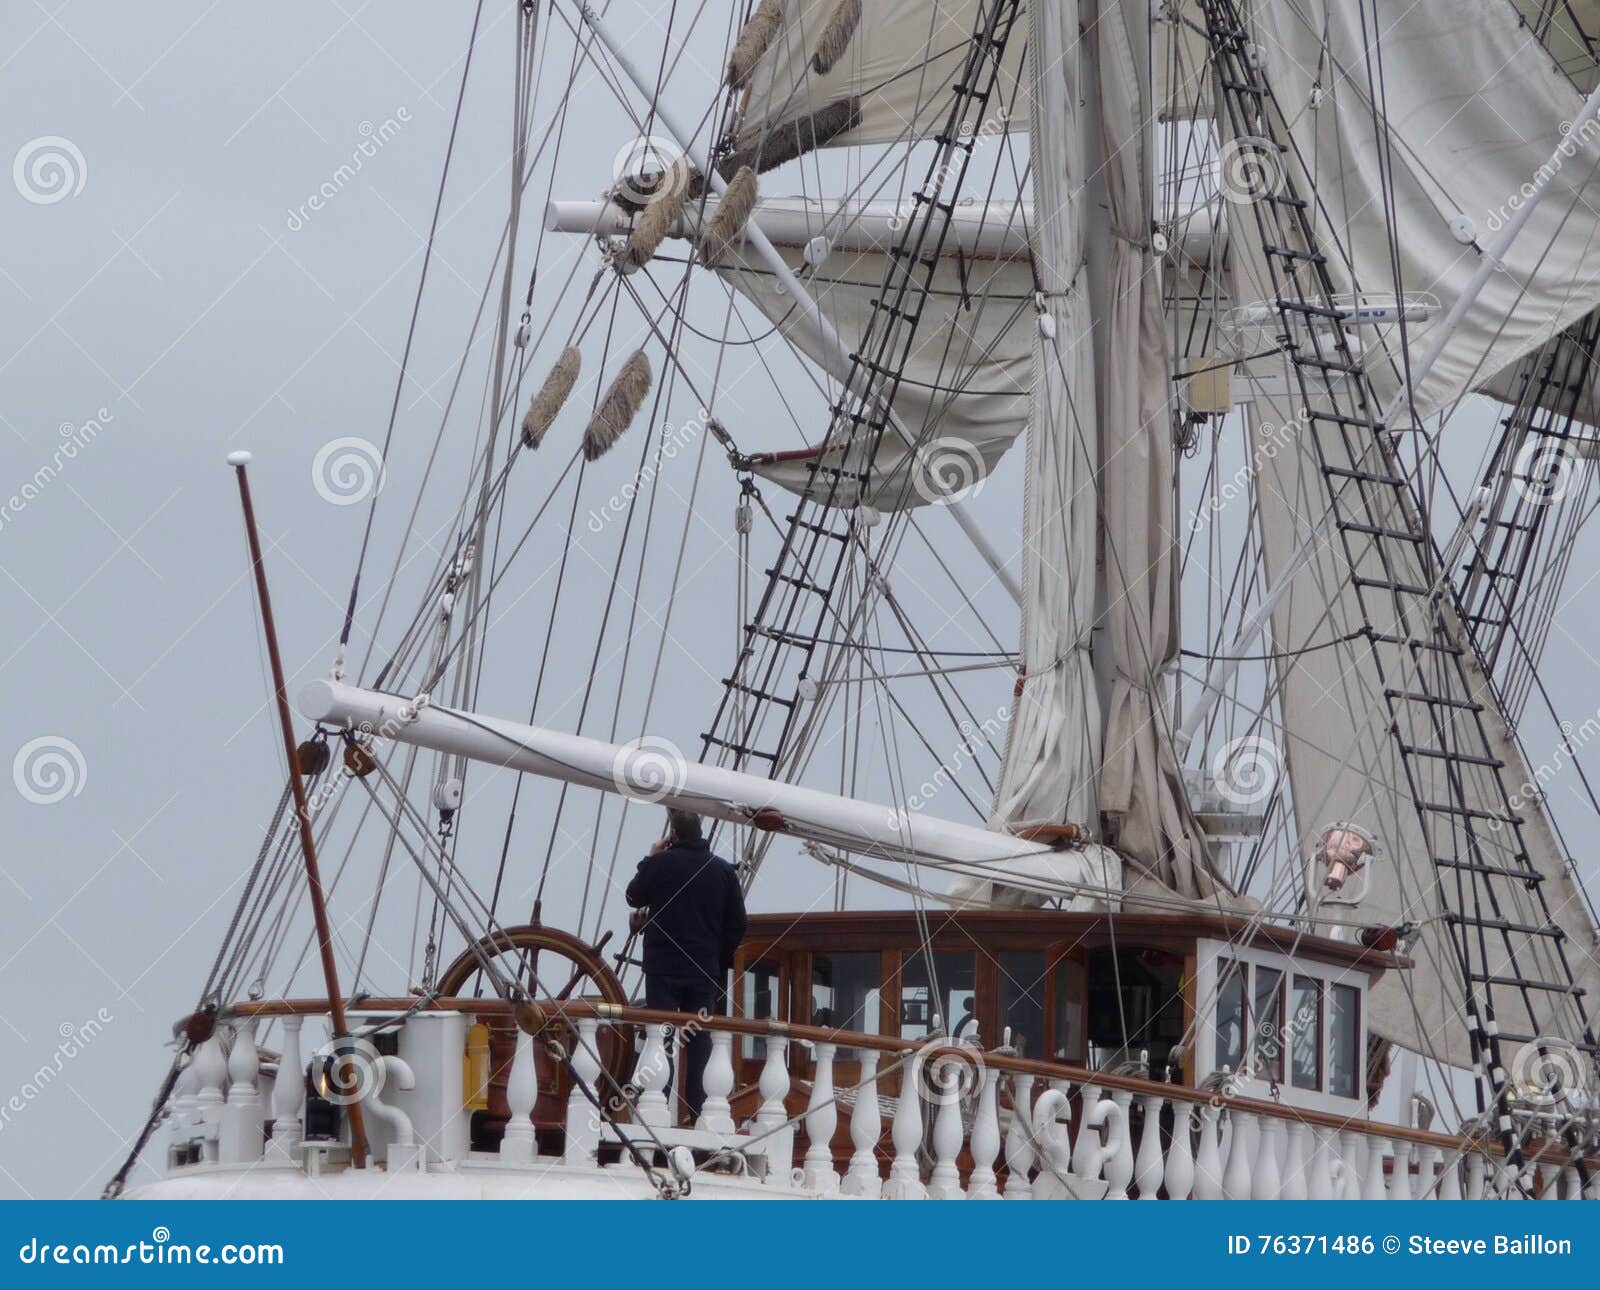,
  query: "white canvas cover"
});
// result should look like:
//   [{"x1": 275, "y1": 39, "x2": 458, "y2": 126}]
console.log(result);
[
  {"x1": 1251, "y1": 0, "x2": 1600, "y2": 423},
  {"x1": 734, "y1": 0, "x2": 1029, "y2": 150}
]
